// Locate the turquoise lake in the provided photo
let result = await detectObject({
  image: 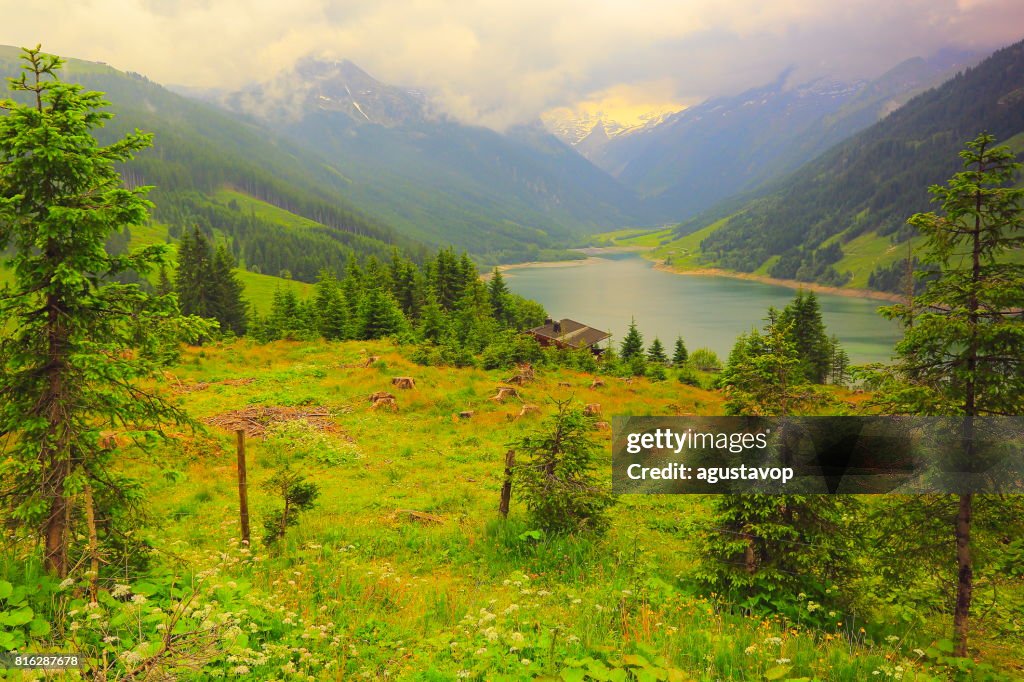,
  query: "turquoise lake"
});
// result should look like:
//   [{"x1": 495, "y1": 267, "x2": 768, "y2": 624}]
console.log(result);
[{"x1": 503, "y1": 252, "x2": 901, "y2": 365}]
